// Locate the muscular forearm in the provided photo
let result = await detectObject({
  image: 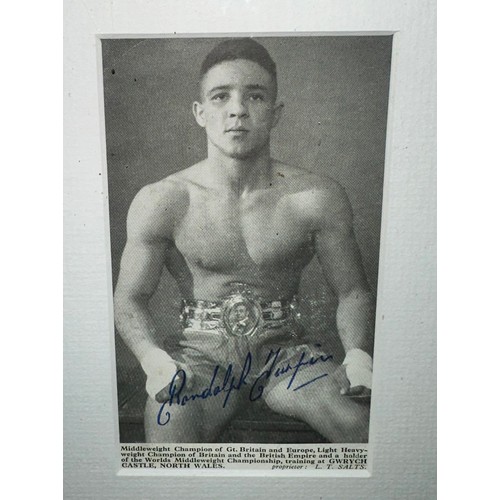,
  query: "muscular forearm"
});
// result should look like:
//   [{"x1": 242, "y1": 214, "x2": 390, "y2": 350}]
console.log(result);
[
  {"x1": 115, "y1": 294, "x2": 181, "y2": 401},
  {"x1": 114, "y1": 295, "x2": 166, "y2": 363},
  {"x1": 336, "y1": 288, "x2": 374, "y2": 355}
]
